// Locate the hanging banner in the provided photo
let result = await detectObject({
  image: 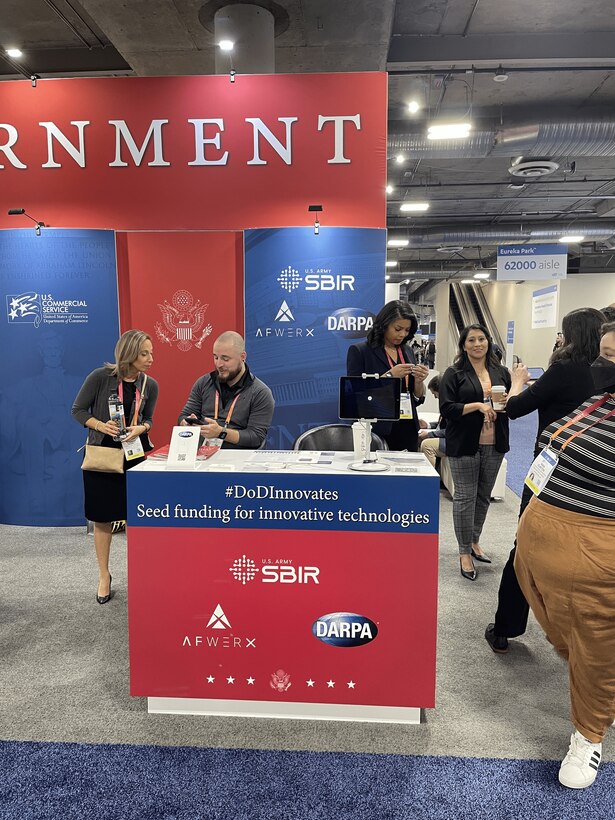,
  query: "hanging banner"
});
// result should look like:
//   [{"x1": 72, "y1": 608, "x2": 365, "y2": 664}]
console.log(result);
[
  {"x1": 0, "y1": 229, "x2": 119, "y2": 525},
  {"x1": 244, "y1": 227, "x2": 385, "y2": 449},
  {"x1": 532, "y1": 284, "x2": 559, "y2": 329},
  {"x1": 0, "y1": 73, "x2": 386, "y2": 232},
  {"x1": 497, "y1": 243, "x2": 568, "y2": 281},
  {"x1": 116, "y1": 231, "x2": 243, "y2": 441},
  {"x1": 505, "y1": 320, "x2": 515, "y2": 367}
]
